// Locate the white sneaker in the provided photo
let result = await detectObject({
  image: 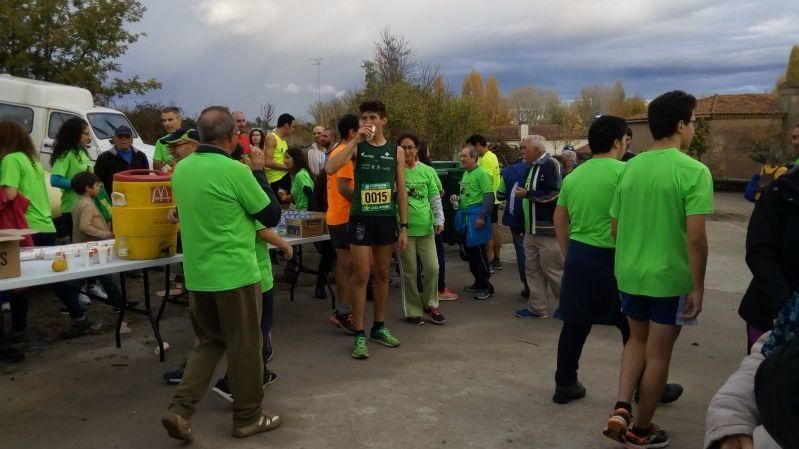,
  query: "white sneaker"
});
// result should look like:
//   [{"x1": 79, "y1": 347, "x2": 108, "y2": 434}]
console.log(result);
[
  {"x1": 88, "y1": 284, "x2": 108, "y2": 300},
  {"x1": 78, "y1": 293, "x2": 92, "y2": 305},
  {"x1": 1, "y1": 302, "x2": 9, "y2": 312}
]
